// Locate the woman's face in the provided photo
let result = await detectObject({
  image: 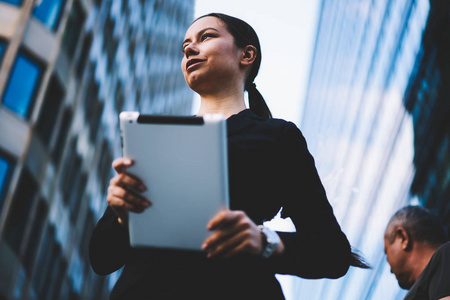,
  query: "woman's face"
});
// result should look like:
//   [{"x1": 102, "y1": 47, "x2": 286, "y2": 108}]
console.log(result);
[{"x1": 181, "y1": 17, "x2": 244, "y2": 94}]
